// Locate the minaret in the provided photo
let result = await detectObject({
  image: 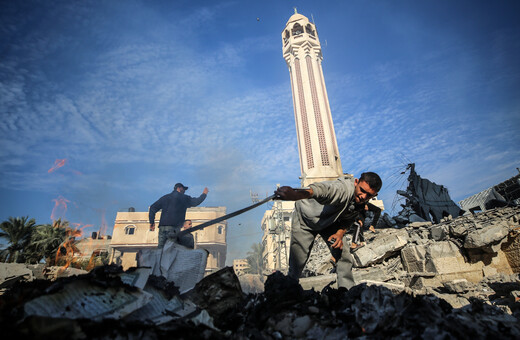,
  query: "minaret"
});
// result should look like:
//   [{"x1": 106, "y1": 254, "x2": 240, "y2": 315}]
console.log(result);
[{"x1": 282, "y1": 10, "x2": 343, "y2": 187}]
